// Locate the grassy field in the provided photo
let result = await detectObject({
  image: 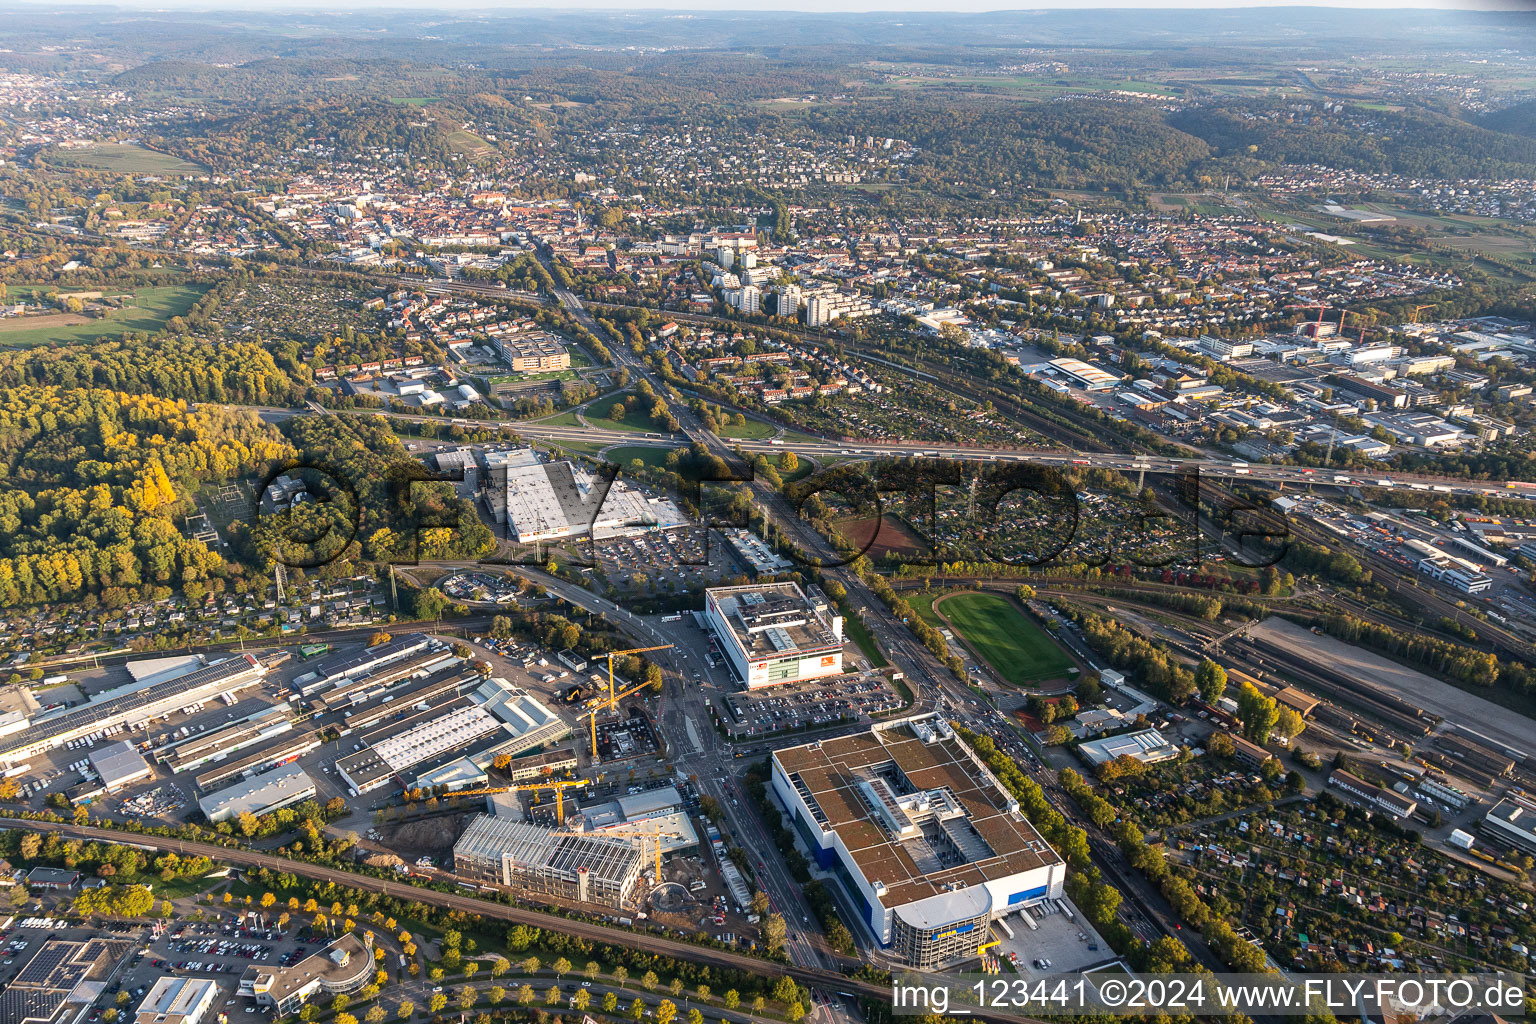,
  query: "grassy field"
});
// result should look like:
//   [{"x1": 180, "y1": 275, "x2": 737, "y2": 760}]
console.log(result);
[
  {"x1": 779, "y1": 458, "x2": 816, "y2": 484},
  {"x1": 47, "y1": 143, "x2": 206, "y2": 175},
  {"x1": 604, "y1": 444, "x2": 673, "y2": 469},
  {"x1": 718, "y1": 418, "x2": 778, "y2": 440},
  {"x1": 903, "y1": 589, "x2": 946, "y2": 627},
  {"x1": 584, "y1": 393, "x2": 657, "y2": 433},
  {"x1": 390, "y1": 96, "x2": 441, "y2": 106},
  {"x1": 937, "y1": 591, "x2": 1074, "y2": 686},
  {"x1": 535, "y1": 407, "x2": 585, "y2": 428},
  {"x1": 841, "y1": 611, "x2": 888, "y2": 668},
  {"x1": 0, "y1": 284, "x2": 207, "y2": 347}
]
